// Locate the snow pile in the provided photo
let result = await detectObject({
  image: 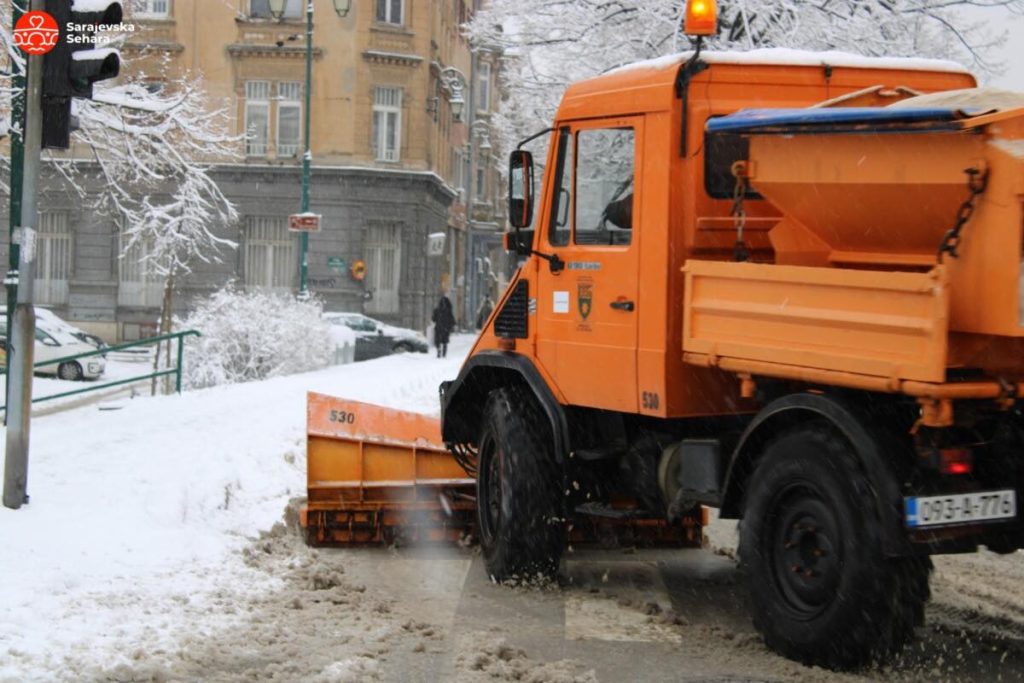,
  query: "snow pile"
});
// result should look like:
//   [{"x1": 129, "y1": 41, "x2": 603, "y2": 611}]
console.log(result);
[{"x1": 177, "y1": 285, "x2": 336, "y2": 389}]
